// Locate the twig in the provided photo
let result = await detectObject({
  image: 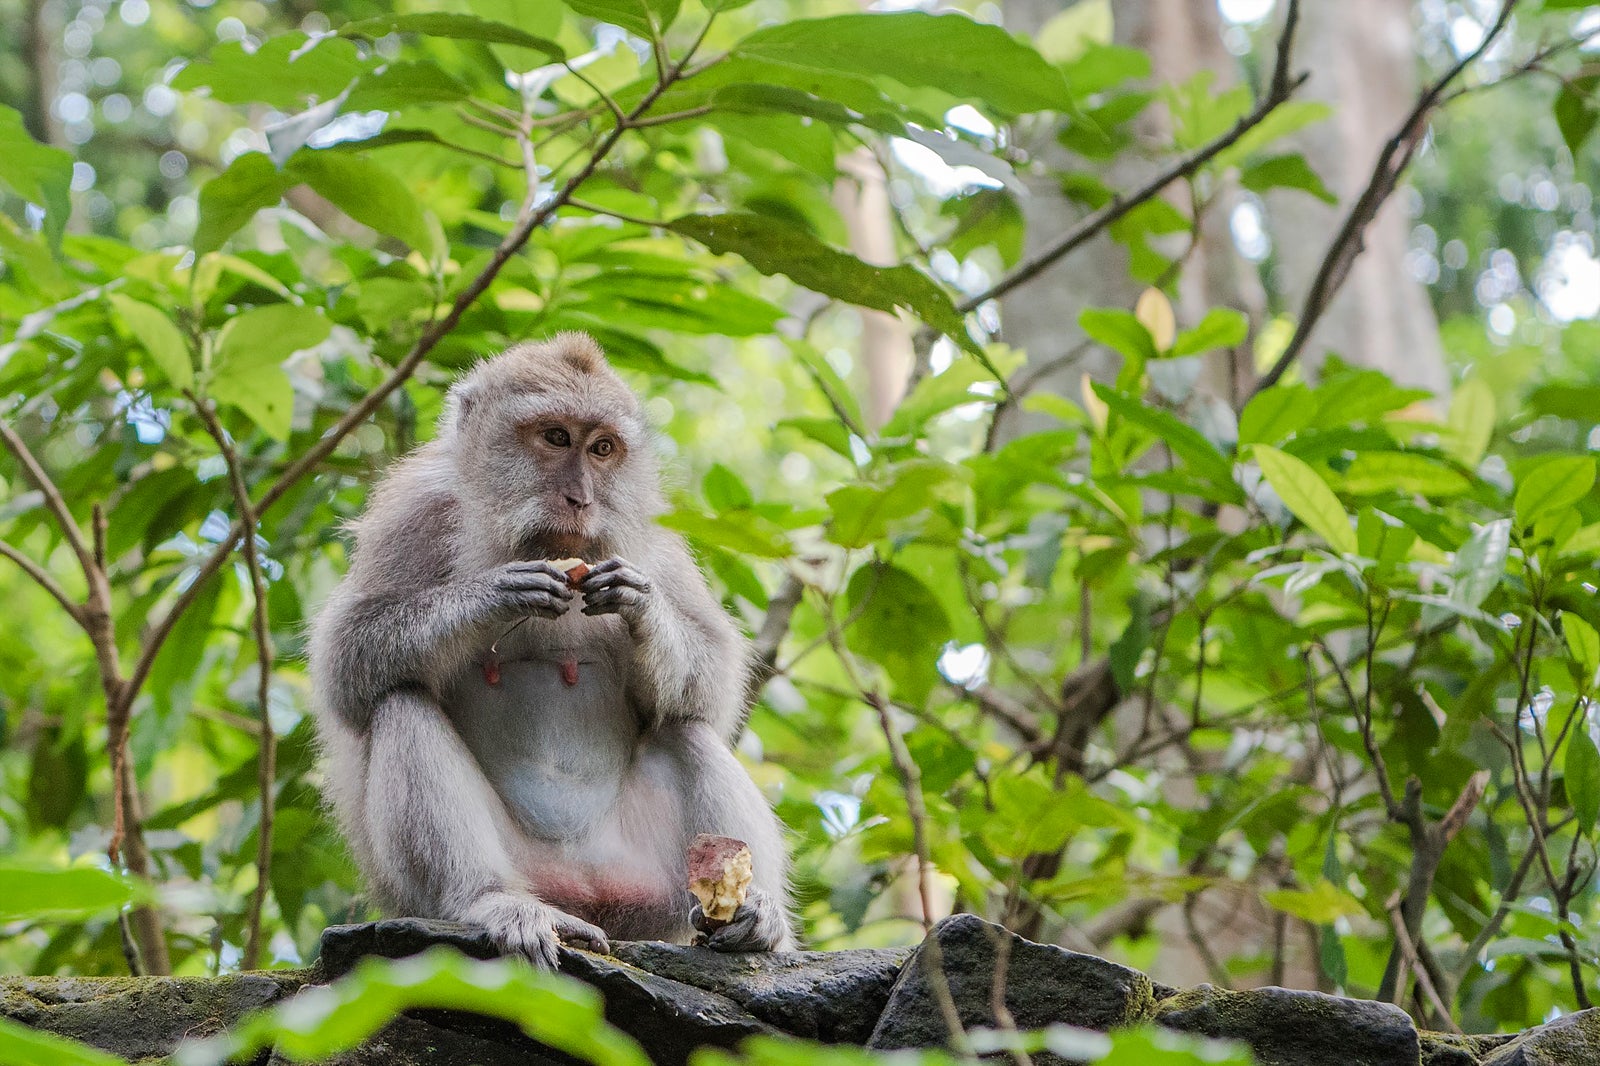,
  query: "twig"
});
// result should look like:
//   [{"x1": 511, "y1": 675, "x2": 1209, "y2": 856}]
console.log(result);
[
  {"x1": 1385, "y1": 891, "x2": 1462, "y2": 1033},
  {"x1": 1254, "y1": 0, "x2": 1521, "y2": 394},
  {"x1": 190, "y1": 395, "x2": 277, "y2": 972},
  {"x1": 0, "y1": 422, "x2": 97, "y2": 587}
]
